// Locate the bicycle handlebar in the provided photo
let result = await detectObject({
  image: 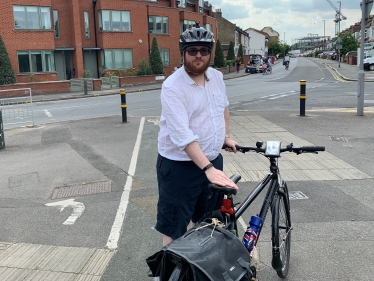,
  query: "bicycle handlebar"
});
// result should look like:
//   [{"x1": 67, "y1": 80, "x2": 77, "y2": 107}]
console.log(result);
[{"x1": 223, "y1": 143, "x2": 325, "y2": 155}]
